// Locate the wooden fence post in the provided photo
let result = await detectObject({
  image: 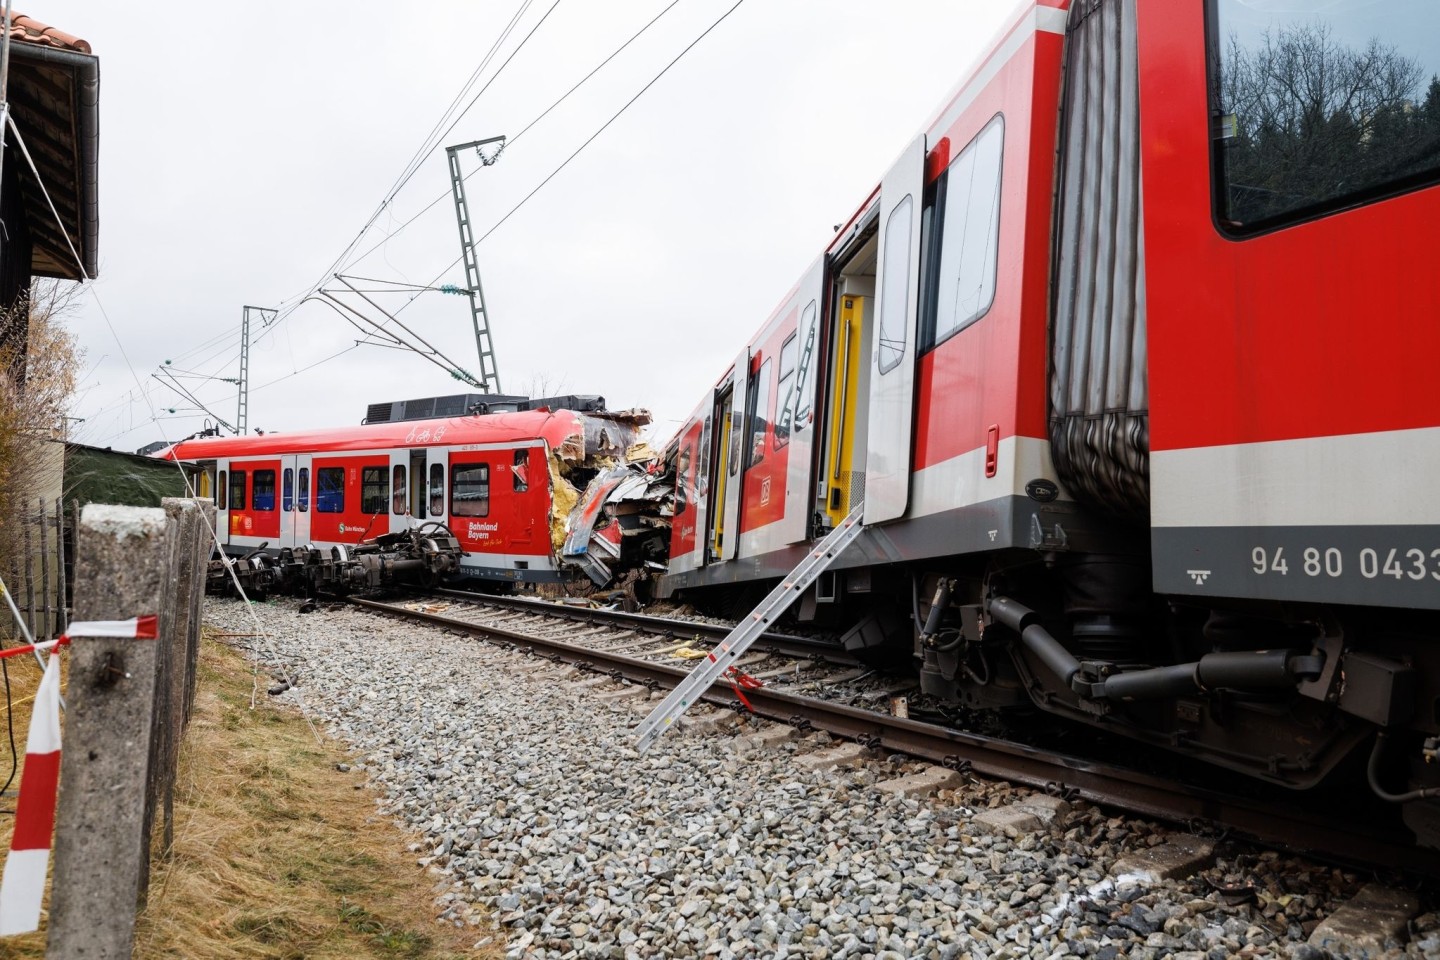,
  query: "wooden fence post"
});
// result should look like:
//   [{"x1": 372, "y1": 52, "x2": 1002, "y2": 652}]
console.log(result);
[{"x1": 47, "y1": 504, "x2": 168, "y2": 960}]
